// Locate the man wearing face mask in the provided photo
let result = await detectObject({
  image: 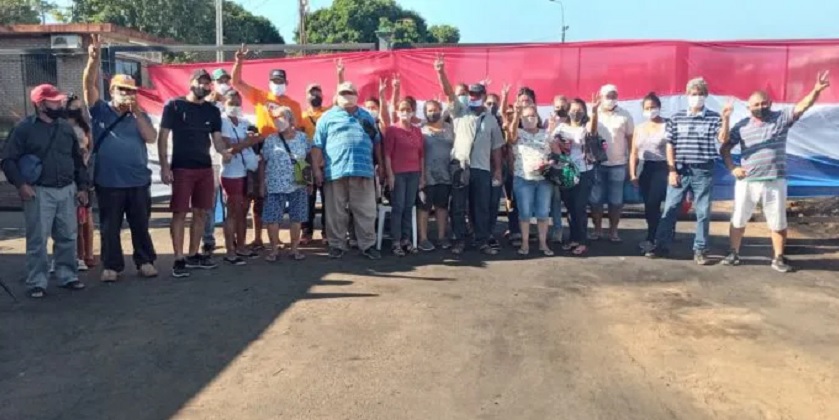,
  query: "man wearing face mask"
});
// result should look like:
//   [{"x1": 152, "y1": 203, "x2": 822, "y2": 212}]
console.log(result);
[
  {"x1": 434, "y1": 54, "x2": 505, "y2": 256},
  {"x1": 646, "y1": 77, "x2": 723, "y2": 265},
  {"x1": 158, "y1": 69, "x2": 232, "y2": 278},
  {"x1": 719, "y1": 72, "x2": 830, "y2": 273},
  {"x1": 231, "y1": 44, "x2": 302, "y2": 137},
  {"x1": 311, "y1": 82, "x2": 384, "y2": 260},
  {"x1": 1, "y1": 84, "x2": 90, "y2": 298},
  {"x1": 589, "y1": 84, "x2": 635, "y2": 243},
  {"x1": 82, "y1": 34, "x2": 159, "y2": 282},
  {"x1": 301, "y1": 84, "x2": 327, "y2": 243}
]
